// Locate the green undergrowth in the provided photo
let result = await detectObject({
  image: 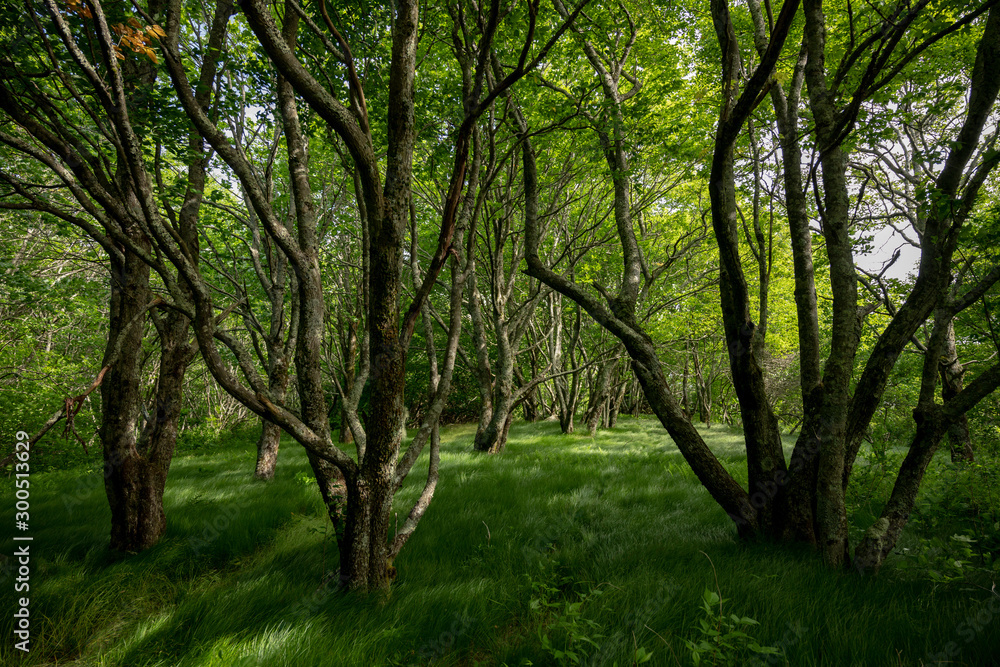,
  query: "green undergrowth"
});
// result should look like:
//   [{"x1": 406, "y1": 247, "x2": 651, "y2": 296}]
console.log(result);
[{"x1": 1, "y1": 417, "x2": 998, "y2": 666}]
